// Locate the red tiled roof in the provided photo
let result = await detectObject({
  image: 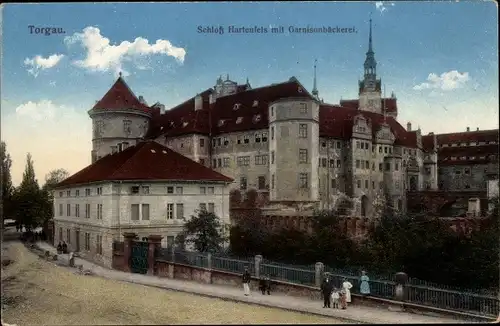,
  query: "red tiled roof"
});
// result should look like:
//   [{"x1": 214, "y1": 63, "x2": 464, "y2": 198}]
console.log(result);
[
  {"x1": 319, "y1": 105, "x2": 418, "y2": 147},
  {"x1": 436, "y1": 129, "x2": 499, "y2": 145},
  {"x1": 93, "y1": 76, "x2": 151, "y2": 112},
  {"x1": 437, "y1": 144, "x2": 498, "y2": 166},
  {"x1": 55, "y1": 140, "x2": 232, "y2": 188},
  {"x1": 147, "y1": 78, "x2": 313, "y2": 138},
  {"x1": 339, "y1": 98, "x2": 398, "y2": 113}
]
